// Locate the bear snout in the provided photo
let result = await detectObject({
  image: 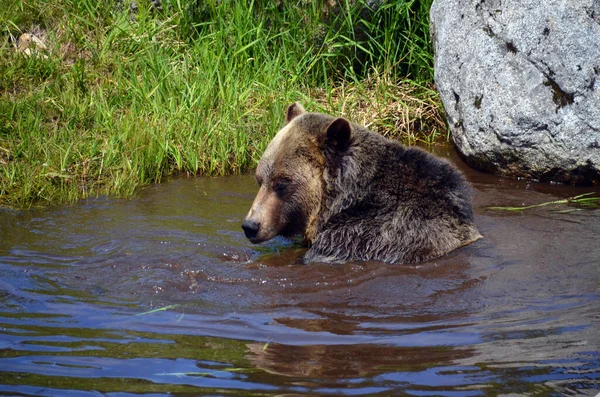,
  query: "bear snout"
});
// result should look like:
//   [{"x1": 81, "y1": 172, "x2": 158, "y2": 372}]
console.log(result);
[{"x1": 241, "y1": 219, "x2": 261, "y2": 242}]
